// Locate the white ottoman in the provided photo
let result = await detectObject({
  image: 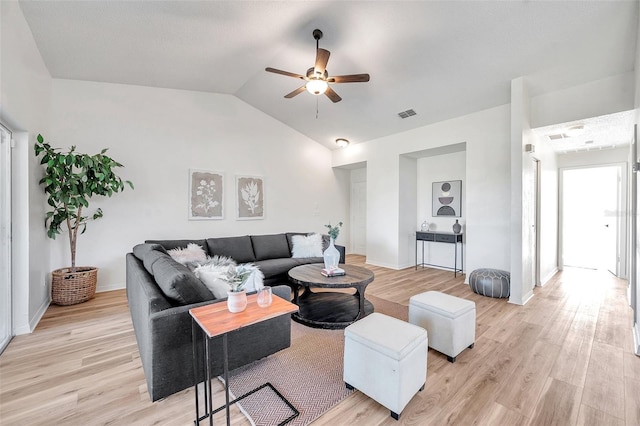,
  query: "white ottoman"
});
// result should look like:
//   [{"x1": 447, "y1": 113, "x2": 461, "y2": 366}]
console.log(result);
[
  {"x1": 343, "y1": 312, "x2": 427, "y2": 420},
  {"x1": 409, "y1": 291, "x2": 475, "y2": 363}
]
